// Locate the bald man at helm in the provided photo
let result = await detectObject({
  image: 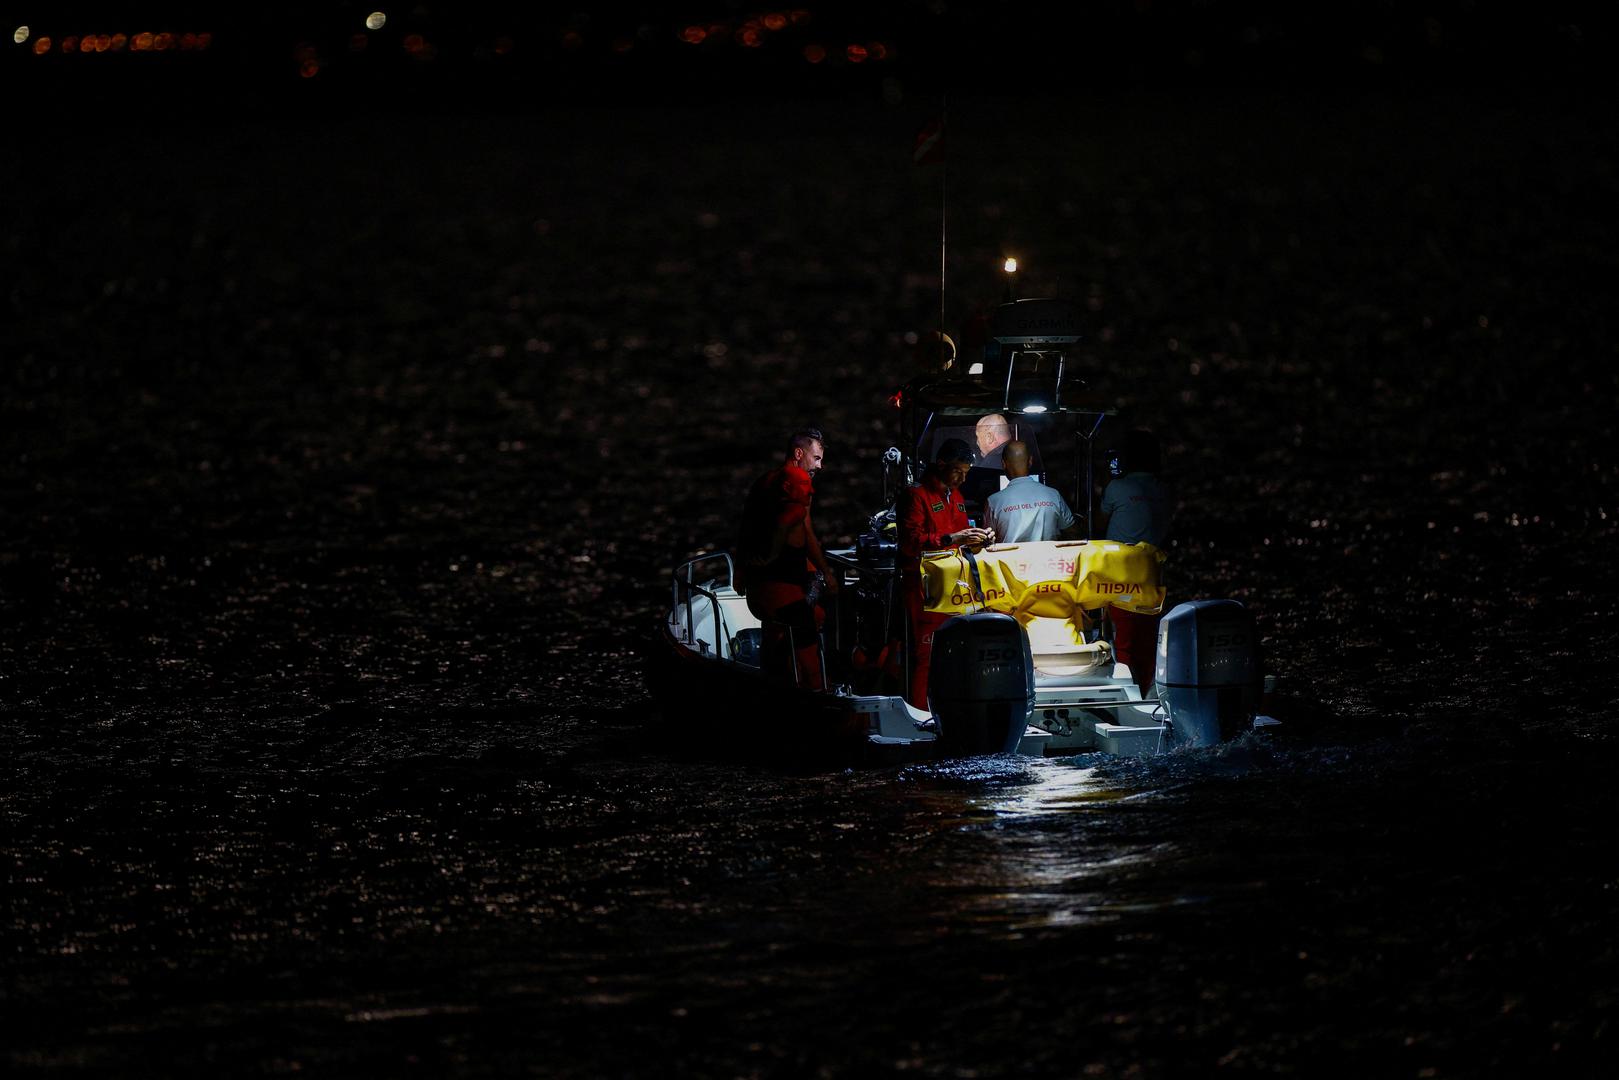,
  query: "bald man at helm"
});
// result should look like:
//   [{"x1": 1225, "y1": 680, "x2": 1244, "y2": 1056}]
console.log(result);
[{"x1": 960, "y1": 412, "x2": 1014, "y2": 515}]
